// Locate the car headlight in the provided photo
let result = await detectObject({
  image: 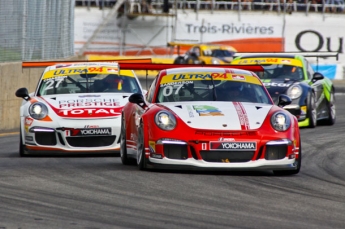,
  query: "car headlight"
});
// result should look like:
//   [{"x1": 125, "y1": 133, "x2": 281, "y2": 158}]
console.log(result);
[
  {"x1": 211, "y1": 58, "x2": 220, "y2": 64},
  {"x1": 270, "y1": 111, "x2": 291, "y2": 131},
  {"x1": 29, "y1": 102, "x2": 48, "y2": 120},
  {"x1": 287, "y1": 84, "x2": 302, "y2": 99},
  {"x1": 155, "y1": 111, "x2": 176, "y2": 130}
]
